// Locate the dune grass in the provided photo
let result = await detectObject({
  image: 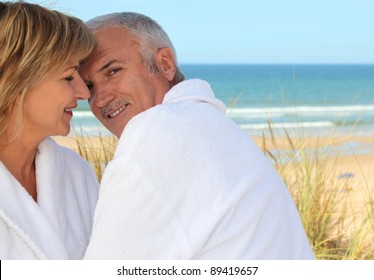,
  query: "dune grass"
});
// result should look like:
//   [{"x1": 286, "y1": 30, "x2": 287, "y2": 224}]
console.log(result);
[
  {"x1": 72, "y1": 125, "x2": 374, "y2": 259},
  {"x1": 255, "y1": 124, "x2": 374, "y2": 259},
  {"x1": 73, "y1": 132, "x2": 118, "y2": 182}
]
